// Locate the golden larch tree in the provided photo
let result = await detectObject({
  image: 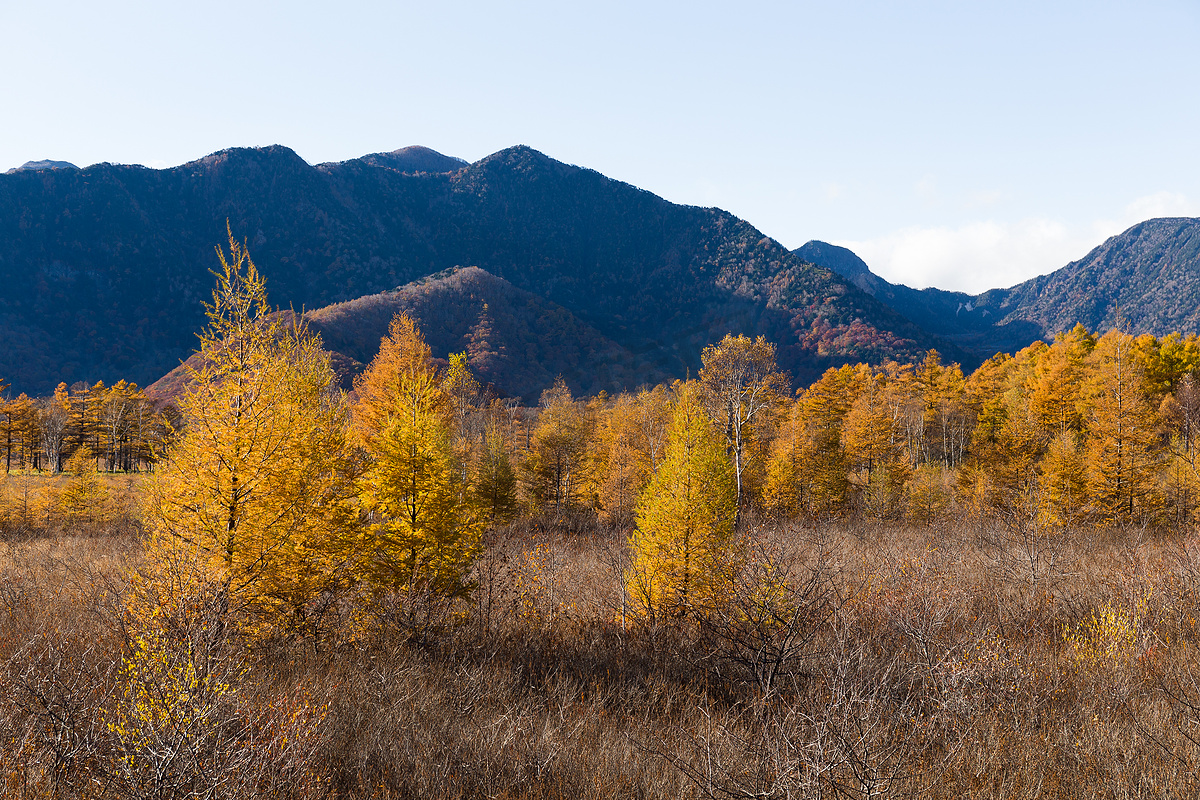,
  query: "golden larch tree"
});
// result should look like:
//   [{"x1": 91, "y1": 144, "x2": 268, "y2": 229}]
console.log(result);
[
  {"x1": 141, "y1": 231, "x2": 362, "y2": 639},
  {"x1": 353, "y1": 314, "x2": 484, "y2": 603},
  {"x1": 626, "y1": 383, "x2": 738, "y2": 619},
  {"x1": 521, "y1": 377, "x2": 593, "y2": 517},
  {"x1": 1085, "y1": 328, "x2": 1164, "y2": 524}
]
